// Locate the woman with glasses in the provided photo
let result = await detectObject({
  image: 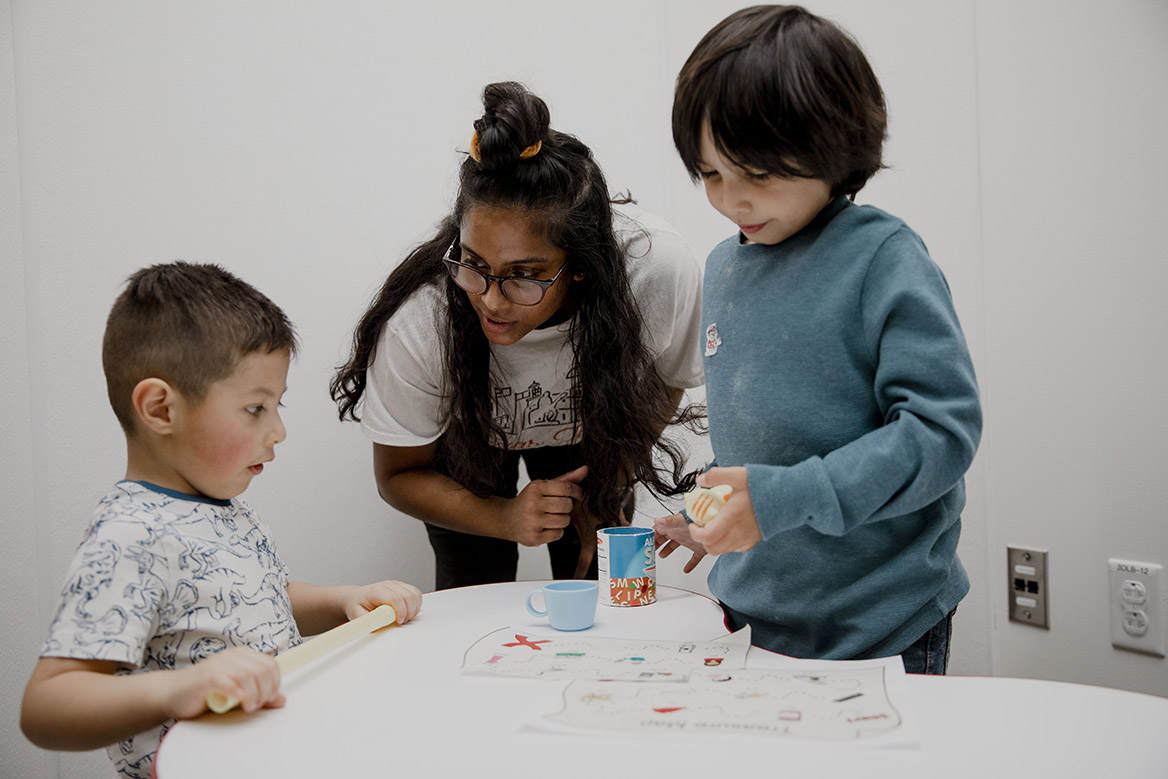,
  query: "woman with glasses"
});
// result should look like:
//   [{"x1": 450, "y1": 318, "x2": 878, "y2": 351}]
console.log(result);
[{"x1": 331, "y1": 82, "x2": 704, "y2": 589}]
